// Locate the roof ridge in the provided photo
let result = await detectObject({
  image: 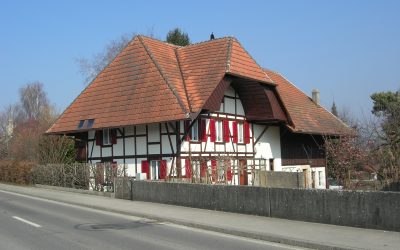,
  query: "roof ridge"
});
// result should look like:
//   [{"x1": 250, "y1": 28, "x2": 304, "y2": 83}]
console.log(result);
[
  {"x1": 177, "y1": 36, "x2": 235, "y2": 49},
  {"x1": 266, "y1": 68, "x2": 350, "y2": 132},
  {"x1": 232, "y1": 39, "x2": 273, "y2": 84},
  {"x1": 225, "y1": 38, "x2": 233, "y2": 72},
  {"x1": 137, "y1": 35, "x2": 179, "y2": 47},
  {"x1": 174, "y1": 47, "x2": 192, "y2": 113},
  {"x1": 138, "y1": 36, "x2": 189, "y2": 116}
]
